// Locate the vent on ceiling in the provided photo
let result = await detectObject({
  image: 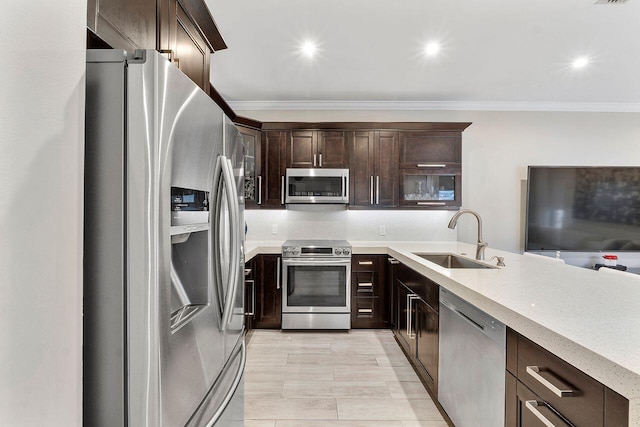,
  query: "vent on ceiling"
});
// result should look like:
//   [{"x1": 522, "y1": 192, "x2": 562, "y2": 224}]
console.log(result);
[{"x1": 594, "y1": 0, "x2": 630, "y2": 4}]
